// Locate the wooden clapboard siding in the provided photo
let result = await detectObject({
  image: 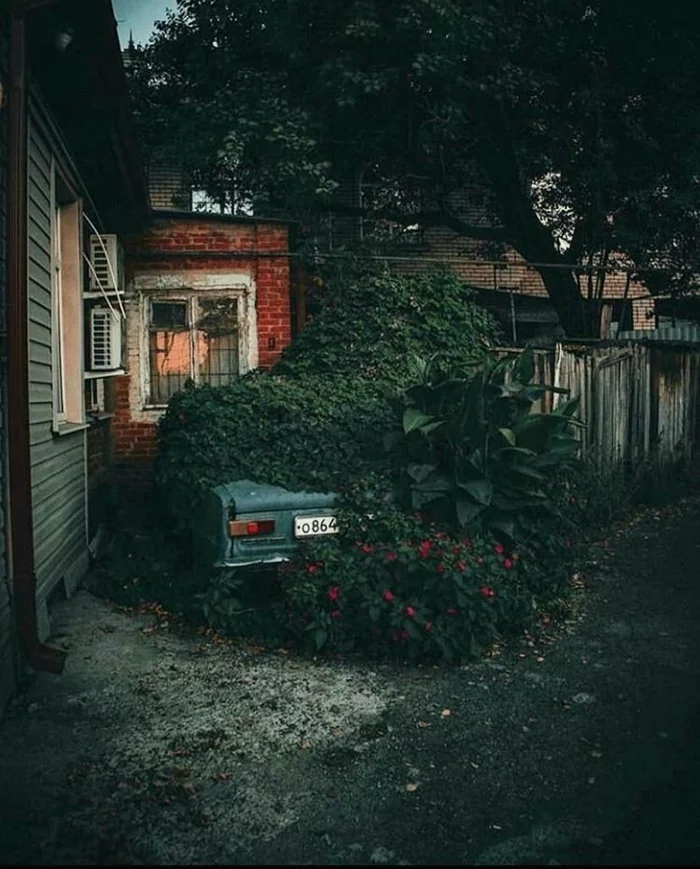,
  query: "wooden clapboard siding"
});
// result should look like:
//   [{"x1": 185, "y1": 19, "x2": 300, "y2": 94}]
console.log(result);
[
  {"x1": 27, "y1": 113, "x2": 88, "y2": 620},
  {"x1": 0, "y1": 54, "x2": 14, "y2": 712}
]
